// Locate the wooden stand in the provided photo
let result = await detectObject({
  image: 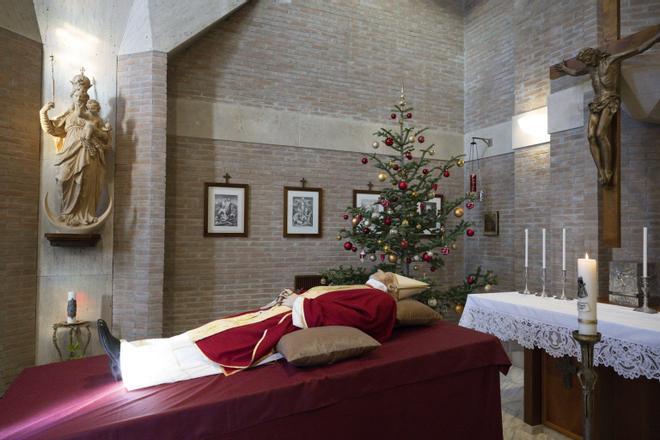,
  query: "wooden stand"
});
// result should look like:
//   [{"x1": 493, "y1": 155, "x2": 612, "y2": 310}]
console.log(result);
[{"x1": 45, "y1": 233, "x2": 100, "y2": 247}]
